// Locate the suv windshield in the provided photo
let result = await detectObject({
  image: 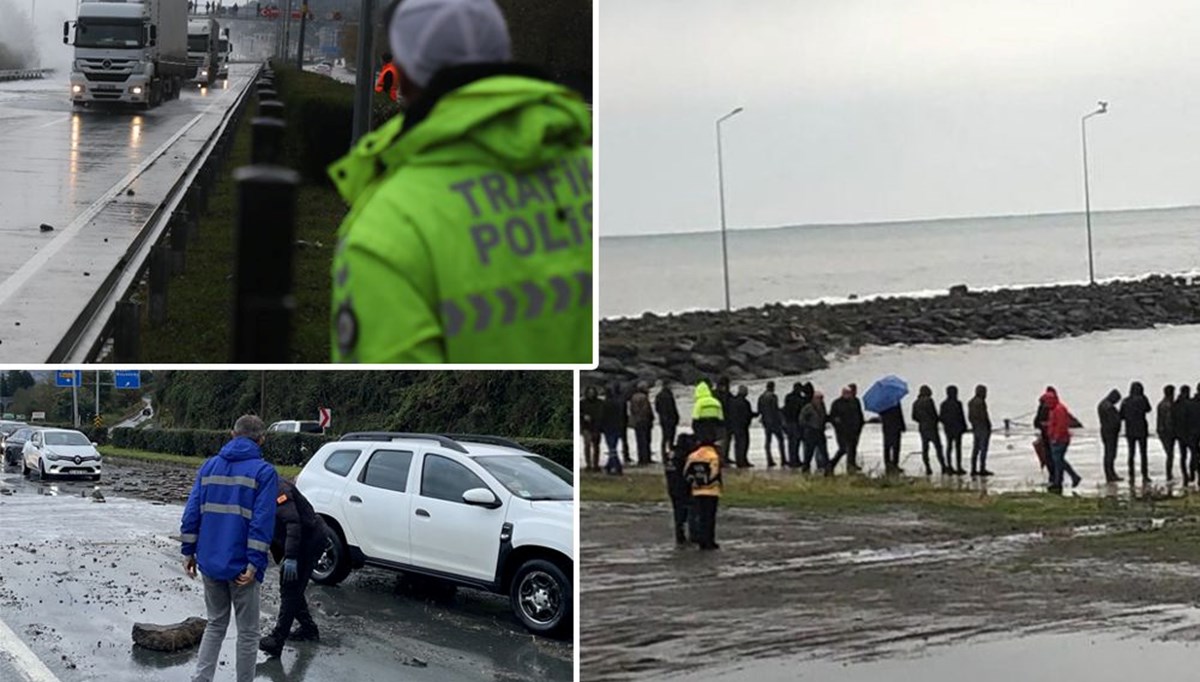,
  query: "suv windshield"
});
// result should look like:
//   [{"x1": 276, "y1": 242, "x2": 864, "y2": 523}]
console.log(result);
[
  {"x1": 475, "y1": 455, "x2": 573, "y2": 501},
  {"x1": 45, "y1": 431, "x2": 90, "y2": 446},
  {"x1": 76, "y1": 20, "x2": 143, "y2": 49}
]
